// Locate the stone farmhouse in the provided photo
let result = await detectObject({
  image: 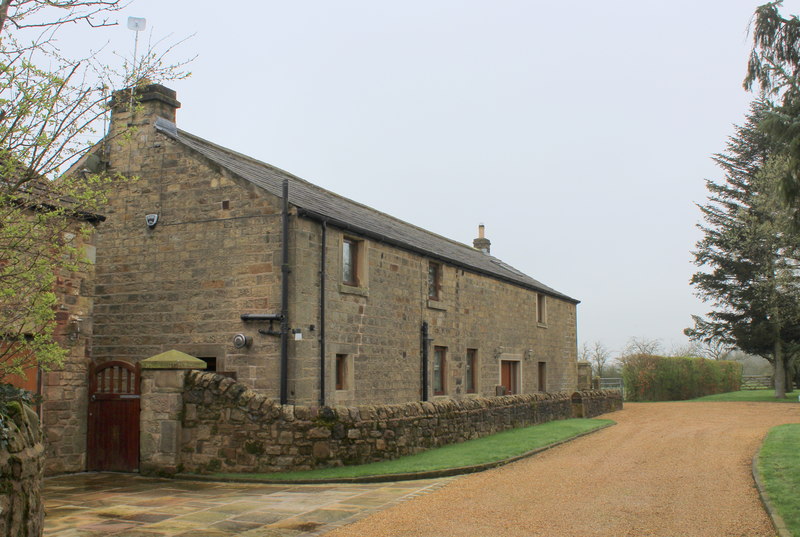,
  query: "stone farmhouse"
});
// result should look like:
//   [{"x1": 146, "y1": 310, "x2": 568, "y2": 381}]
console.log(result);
[{"x1": 38, "y1": 84, "x2": 583, "y2": 474}]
